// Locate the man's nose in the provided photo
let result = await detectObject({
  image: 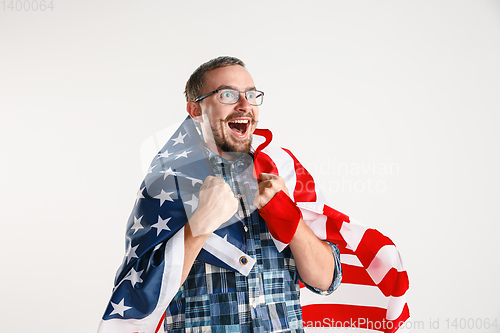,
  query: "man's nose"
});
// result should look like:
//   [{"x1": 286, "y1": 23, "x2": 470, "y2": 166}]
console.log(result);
[{"x1": 236, "y1": 92, "x2": 252, "y2": 110}]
